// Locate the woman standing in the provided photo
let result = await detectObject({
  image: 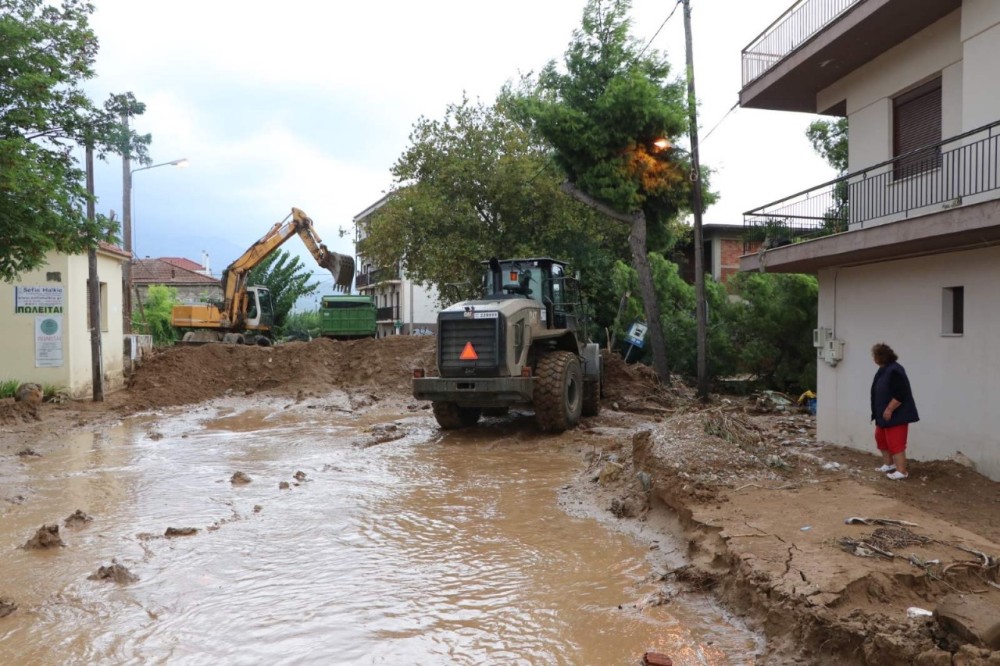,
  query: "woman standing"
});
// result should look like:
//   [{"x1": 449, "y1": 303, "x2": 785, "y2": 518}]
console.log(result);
[{"x1": 870, "y1": 343, "x2": 920, "y2": 480}]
